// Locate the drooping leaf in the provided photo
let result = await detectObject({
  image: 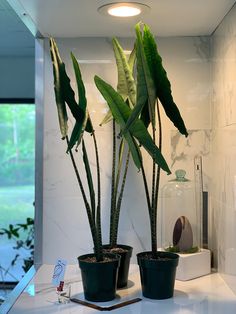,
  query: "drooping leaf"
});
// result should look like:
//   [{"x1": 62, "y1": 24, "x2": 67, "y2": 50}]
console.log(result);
[
  {"x1": 71, "y1": 52, "x2": 93, "y2": 133},
  {"x1": 122, "y1": 22, "x2": 156, "y2": 136},
  {"x1": 94, "y1": 76, "x2": 171, "y2": 174},
  {"x1": 64, "y1": 53, "x2": 93, "y2": 150},
  {"x1": 49, "y1": 38, "x2": 68, "y2": 139},
  {"x1": 140, "y1": 99, "x2": 150, "y2": 128},
  {"x1": 142, "y1": 24, "x2": 188, "y2": 137},
  {"x1": 50, "y1": 38, "x2": 87, "y2": 148},
  {"x1": 112, "y1": 38, "x2": 136, "y2": 107},
  {"x1": 67, "y1": 111, "x2": 88, "y2": 152},
  {"x1": 95, "y1": 75, "x2": 142, "y2": 170},
  {"x1": 130, "y1": 117, "x2": 171, "y2": 175}
]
